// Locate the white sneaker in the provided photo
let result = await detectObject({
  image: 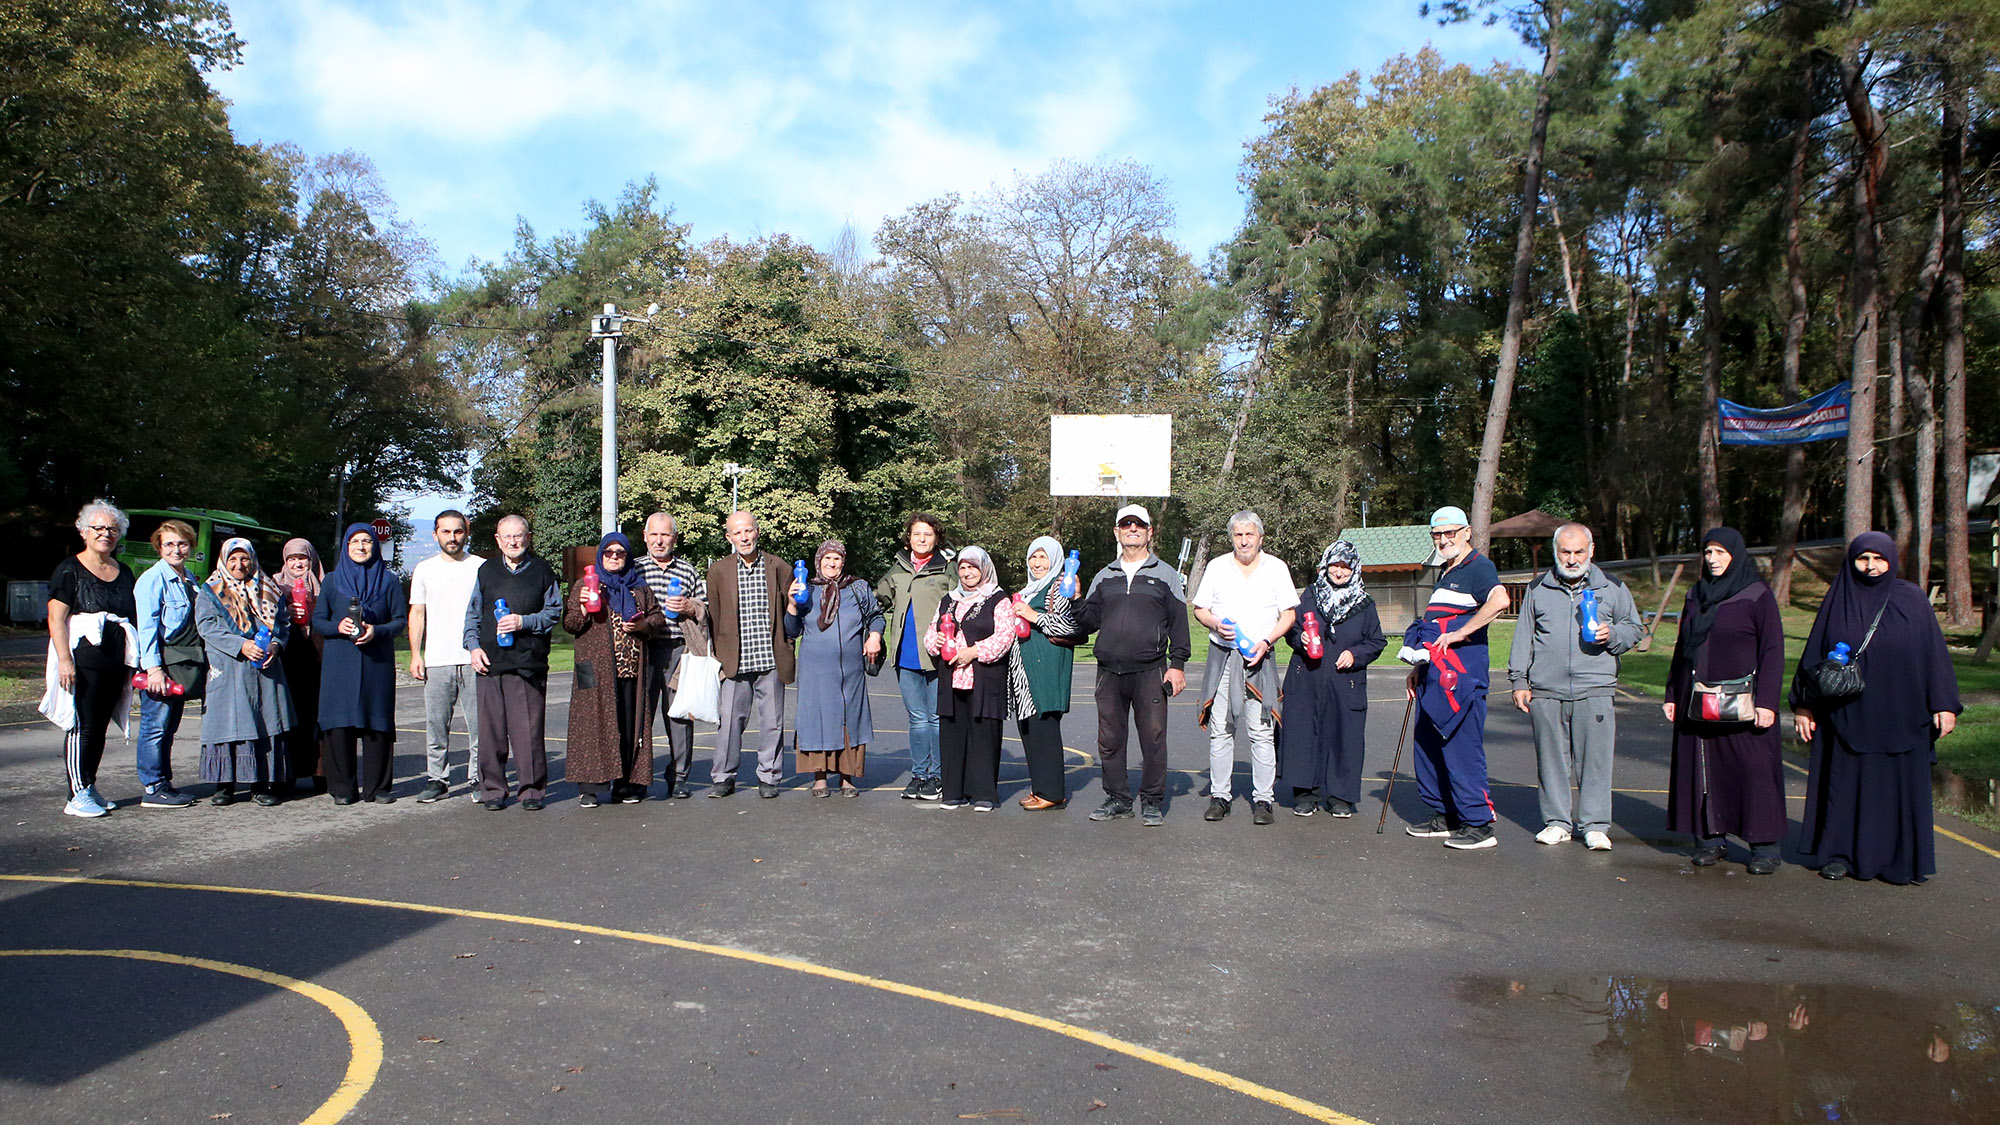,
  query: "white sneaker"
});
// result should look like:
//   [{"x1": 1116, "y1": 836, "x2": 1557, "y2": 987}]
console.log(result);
[
  {"x1": 1584, "y1": 831, "x2": 1613, "y2": 851},
  {"x1": 1535, "y1": 824, "x2": 1572, "y2": 846}
]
